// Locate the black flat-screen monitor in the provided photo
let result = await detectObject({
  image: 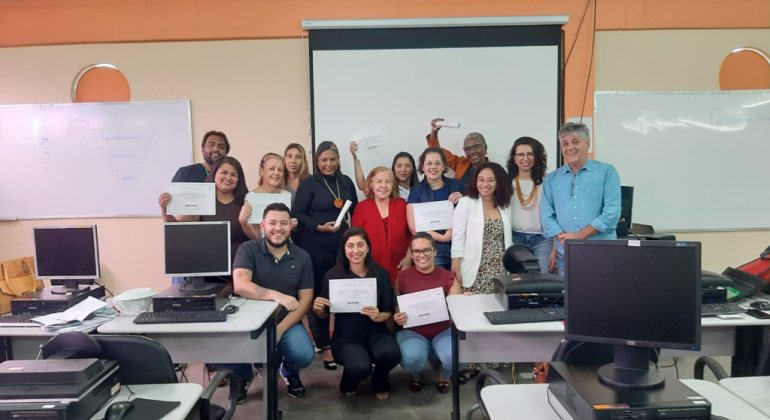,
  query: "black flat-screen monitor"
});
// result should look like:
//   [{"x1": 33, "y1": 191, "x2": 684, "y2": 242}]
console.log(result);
[
  {"x1": 564, "y1": 239, "x2": 701, "y2": 390},
  {"x1": 33, "y1": 225, "x2": 100, "y2": 295},
  {"x1": 163, "y1": 222, "x2": 231, "y2": 292},
  {"x1": 618, "y1": 186, "x2": 633, "y2": 237}
]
